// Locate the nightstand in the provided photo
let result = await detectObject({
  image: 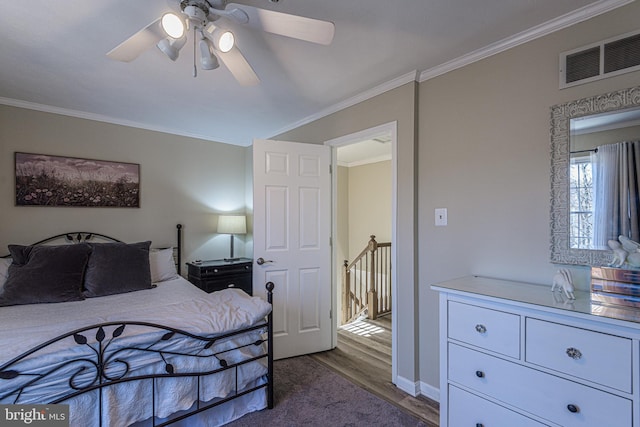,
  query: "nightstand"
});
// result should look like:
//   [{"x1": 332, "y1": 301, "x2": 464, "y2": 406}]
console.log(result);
[{"x1": 186, "y1": 258, "x2": 253, "y2": 295}]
